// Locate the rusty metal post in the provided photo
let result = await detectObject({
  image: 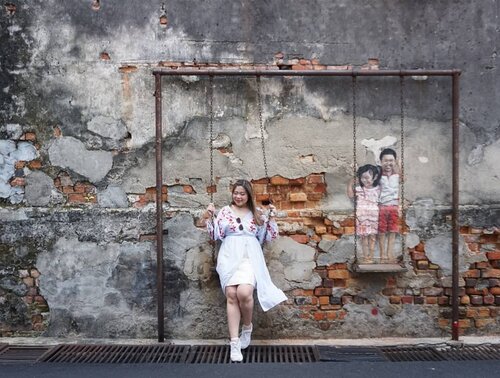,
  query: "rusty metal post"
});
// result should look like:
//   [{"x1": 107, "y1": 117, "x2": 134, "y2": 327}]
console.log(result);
[
  {"x1": 154, "y1": 73, "x2": 165, "y2": 342},
  {"x1": 451, "y1": 71, "x2": 461, "y2": 341}
]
